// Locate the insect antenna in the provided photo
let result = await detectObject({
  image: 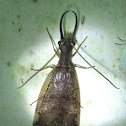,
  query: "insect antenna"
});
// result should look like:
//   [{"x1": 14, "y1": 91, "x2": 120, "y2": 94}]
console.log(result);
[
  {"x1": 30, "y1": 96, "x2": 44, "y2": 106},
  {"x1": 46, "y1": 27, "x2": 60, "y2": 57},
  {"x1": 71, "y1": 43, "x2": 119, "y2": 89},
  {"x1": 17, "y1": 53, "x2": 56, "y2": 89},
  {"x1": 71, "y1": 36, "x2": 88, "y2": 59}
]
